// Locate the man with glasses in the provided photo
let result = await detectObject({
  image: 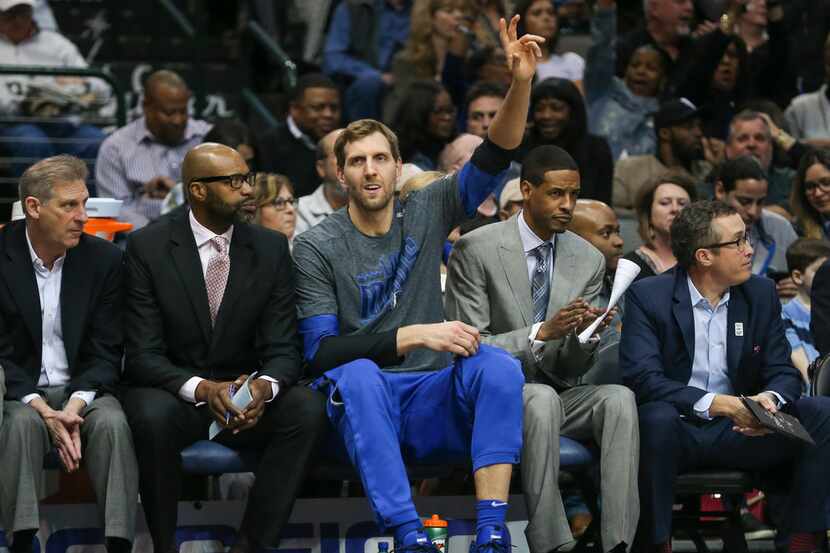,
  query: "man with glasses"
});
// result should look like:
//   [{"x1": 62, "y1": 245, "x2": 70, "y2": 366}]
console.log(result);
[
  {"x1": 714, "y1": 155, "x2": 798, "y2": 297},
  {"x1": 121, "y1": 143, "x2": 327, "y2": 553},
  {"x1": 621, "y1": 200, "x2": 830, "y2": 553}
]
